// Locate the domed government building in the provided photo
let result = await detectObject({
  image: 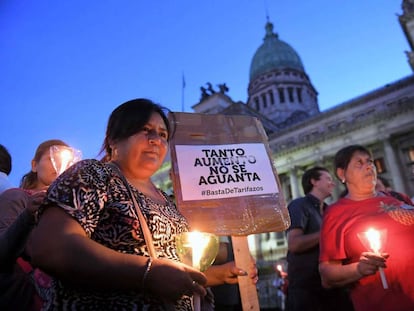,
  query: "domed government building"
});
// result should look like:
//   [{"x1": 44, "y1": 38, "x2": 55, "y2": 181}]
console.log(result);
[{"x1": 154, "y1": 1, "x2": 414, "y2": 307}]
